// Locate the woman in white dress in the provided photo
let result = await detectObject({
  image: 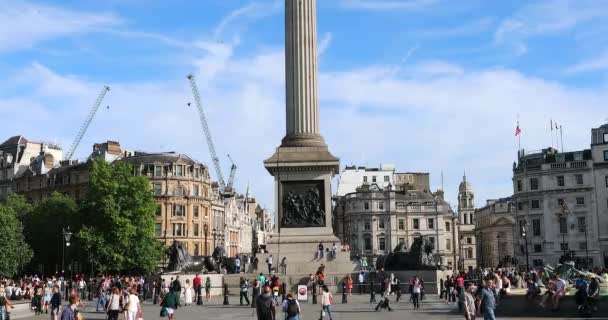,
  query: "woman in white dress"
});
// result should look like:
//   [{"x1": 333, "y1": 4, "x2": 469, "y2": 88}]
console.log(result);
[{"x1": 184, "y1": 279, "x2": 193, "y2": 306}]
